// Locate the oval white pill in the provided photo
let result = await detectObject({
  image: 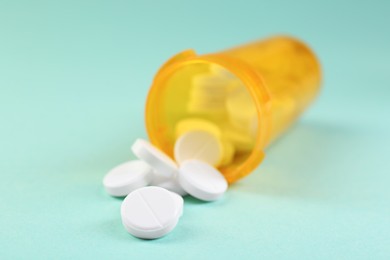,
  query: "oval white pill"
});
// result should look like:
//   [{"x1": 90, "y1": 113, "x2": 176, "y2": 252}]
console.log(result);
[
  {"x1": 103, "y1": 160, "x2": 153, "y2": 197},
  {"x1": 178, "y1": 159, "x2": 228, "y2": 201},
  {"x1": 121, "y1": 186, "x2": 183, "y2": 239},
  {"x1": 131, "y1": 139, "x2": 178, "y2": 179},
  {"x1": 174, "y1": 130, "x2": 223, "y2": 167}
]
